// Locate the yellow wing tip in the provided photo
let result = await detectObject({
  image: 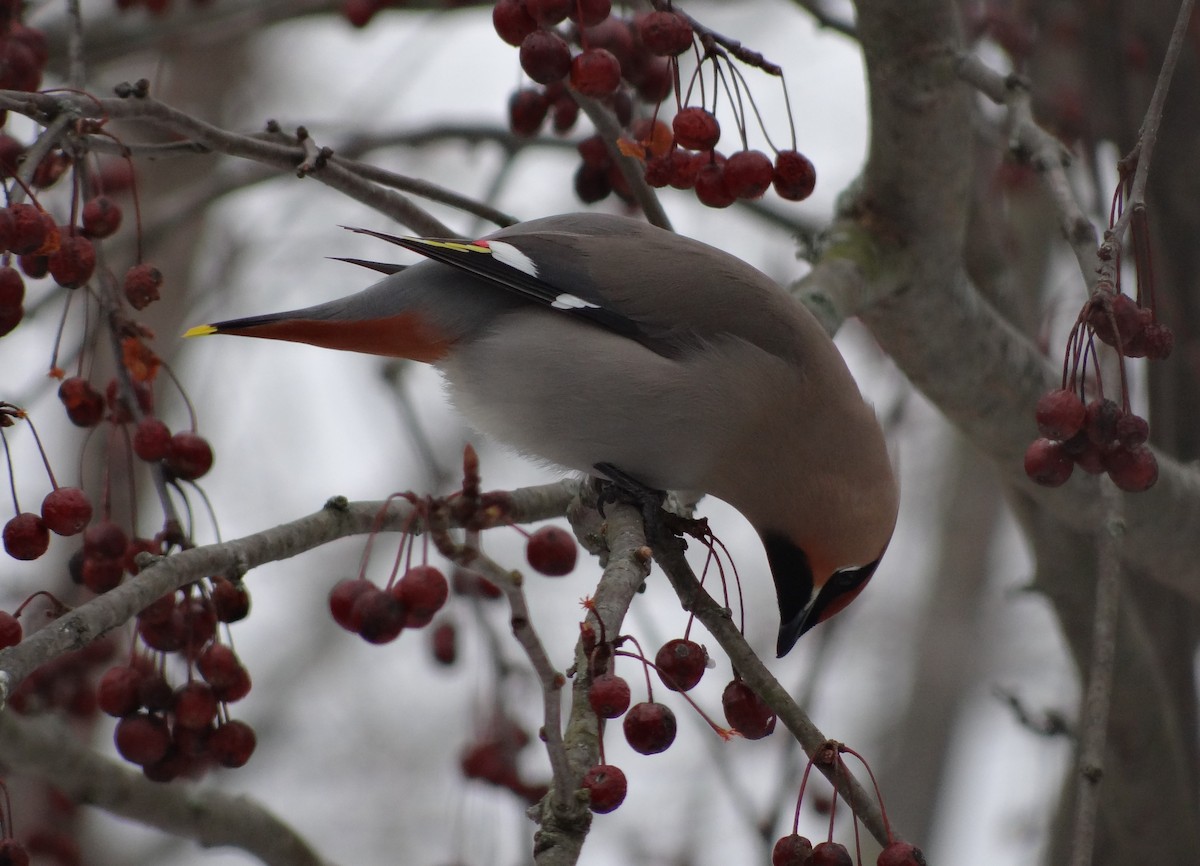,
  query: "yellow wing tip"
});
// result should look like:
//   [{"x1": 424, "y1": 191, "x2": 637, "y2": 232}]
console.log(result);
[{"x1": 182, "y1": 324, "x2": 218, "y2": 338}]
